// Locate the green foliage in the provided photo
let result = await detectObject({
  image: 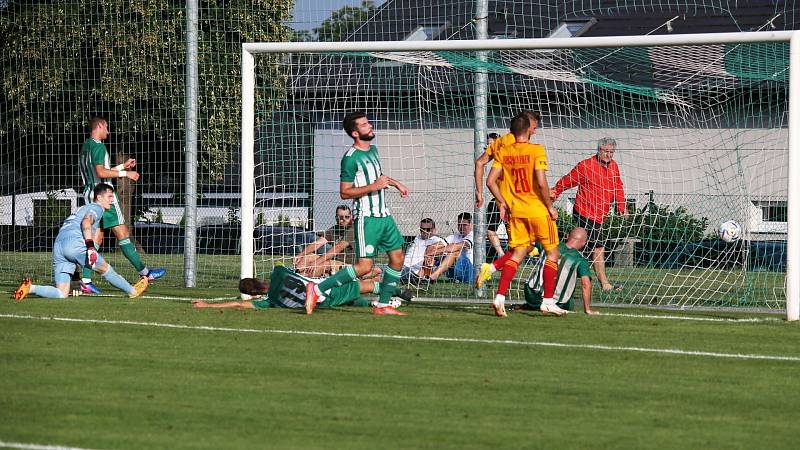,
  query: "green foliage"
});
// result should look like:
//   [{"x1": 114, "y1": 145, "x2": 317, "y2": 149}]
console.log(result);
[
  {"x1": 602, "y1": 203, "x2": 709, "y2": 244},
  {"x1": 314, "y1": 0, "x2": 376, "y2": 42},
  {"x1": 154, "y1": 208, "x2": 164, "y2": 224},
  {"x1": 226, "y1": 206, "x2": 240, "y2": 225},
  {"x1": 0, "y1": 0, "x2": 292, "y2": 181},
  {"x1": 256, "y1": 212, "x2": 266, "y2": 226},
  {"x1": 275, "y1": 213, "x2": 291, "y2": 227}
]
